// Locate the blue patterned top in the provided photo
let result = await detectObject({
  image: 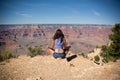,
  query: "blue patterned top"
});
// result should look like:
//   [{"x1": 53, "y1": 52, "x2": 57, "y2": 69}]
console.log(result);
[{"x1": 54, "y1": 38, "x2": 63, "y2": 49}]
